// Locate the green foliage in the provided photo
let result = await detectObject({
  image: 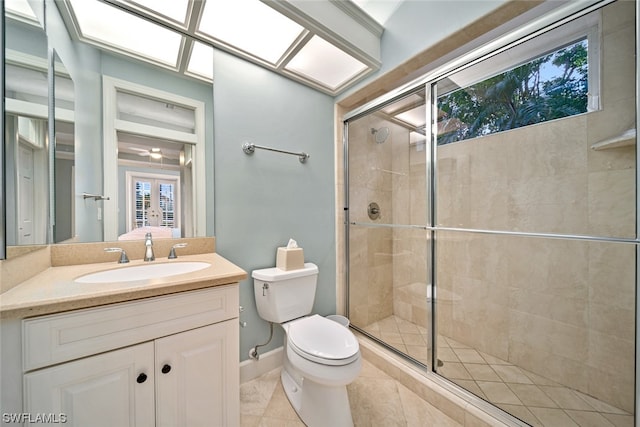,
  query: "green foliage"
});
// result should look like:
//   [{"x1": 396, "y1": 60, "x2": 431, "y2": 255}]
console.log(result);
[{"x1": 438, "y1": 39, "x2": 588, "y2": 145}]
